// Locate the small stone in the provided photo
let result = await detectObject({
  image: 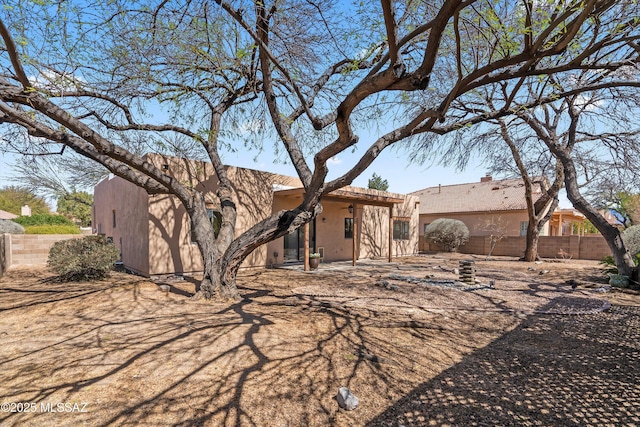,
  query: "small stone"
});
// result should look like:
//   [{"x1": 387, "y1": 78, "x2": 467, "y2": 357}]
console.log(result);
[
  {"x1": 453, "y1": 268, "x2": 460, "y2": 275},
  {"x1": 539, "y1": 270, "x2": 550, "y2": 275},
  {"x1": 337, "y1": 387, "x2": 359, "y2": 411},
  {"x1": 527, "y1": 267, "x2": 536, "y2": 271}
]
